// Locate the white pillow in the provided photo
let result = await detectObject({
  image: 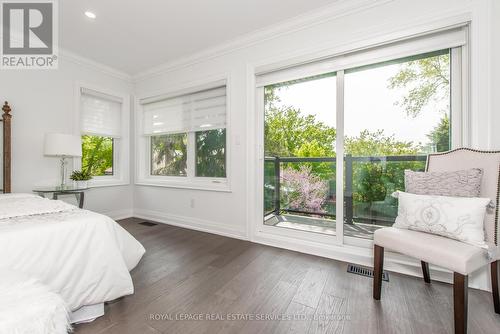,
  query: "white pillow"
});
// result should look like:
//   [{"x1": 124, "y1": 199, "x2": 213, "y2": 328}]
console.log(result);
[{"x1": 393, "y1": 191, "x2": 491, "y2": 247}]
